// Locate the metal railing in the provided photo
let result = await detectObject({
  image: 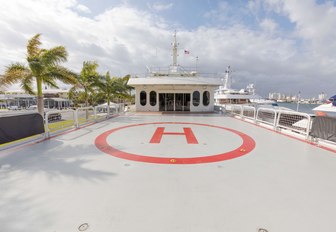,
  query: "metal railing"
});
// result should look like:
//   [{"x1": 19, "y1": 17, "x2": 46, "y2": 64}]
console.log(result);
[
  {"x1": 231, "y1": 105, "x2": 243, "y2": 115},
  {"x1": 43, "y1": 104, "x2": 124, "y2": 138},
  {"x1": 76, "y1": 107, "x2": 95, "y2": 127},
  {"x1": 242, "y1": 106, "x2": 256, "y2": 120},
  {"x1": 223, "y1": 104, "x2": 313, "y2": 140},
  {"x1": 277, "y1": 110, "x2": 311, "y2": 138},
  {"x1": 45, "y1": 109, "x2": 77, "y2": 138},
  {"x1": 256, "y1": 108, "x2": 277, "y2": 128}
]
